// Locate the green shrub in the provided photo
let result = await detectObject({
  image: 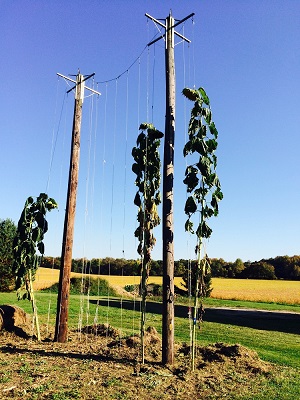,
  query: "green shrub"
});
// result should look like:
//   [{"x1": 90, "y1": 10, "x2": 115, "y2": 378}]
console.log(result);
[
  {"x1": 0, "y1": 219, "x2": 17, "y2": 291},
  {"x1": 42, "y1": 277, "x2": 117, "y2": 296},
  {"x1": 124, "y1": 284, "x2": 136, "y2": 292}
]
